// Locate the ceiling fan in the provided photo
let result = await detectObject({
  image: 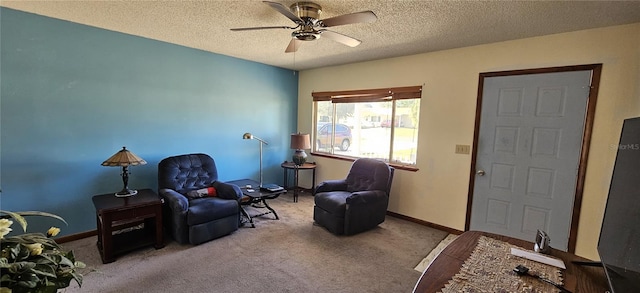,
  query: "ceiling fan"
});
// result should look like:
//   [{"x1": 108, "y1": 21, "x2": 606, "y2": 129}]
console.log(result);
[{"x1": 230, "y1": 1, "x2": 377, "y2": 53}]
